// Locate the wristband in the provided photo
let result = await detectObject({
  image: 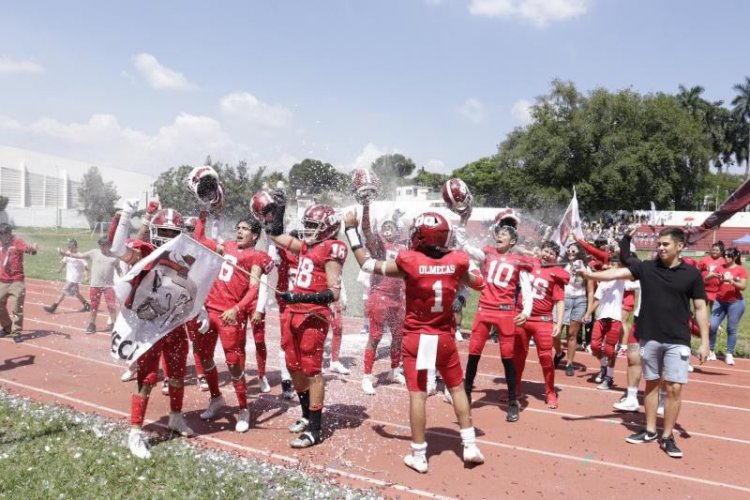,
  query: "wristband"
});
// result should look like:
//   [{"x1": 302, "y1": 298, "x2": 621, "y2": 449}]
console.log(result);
[{"x1": 345, "y1": 226, "x2": 363, "y2": 251}]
